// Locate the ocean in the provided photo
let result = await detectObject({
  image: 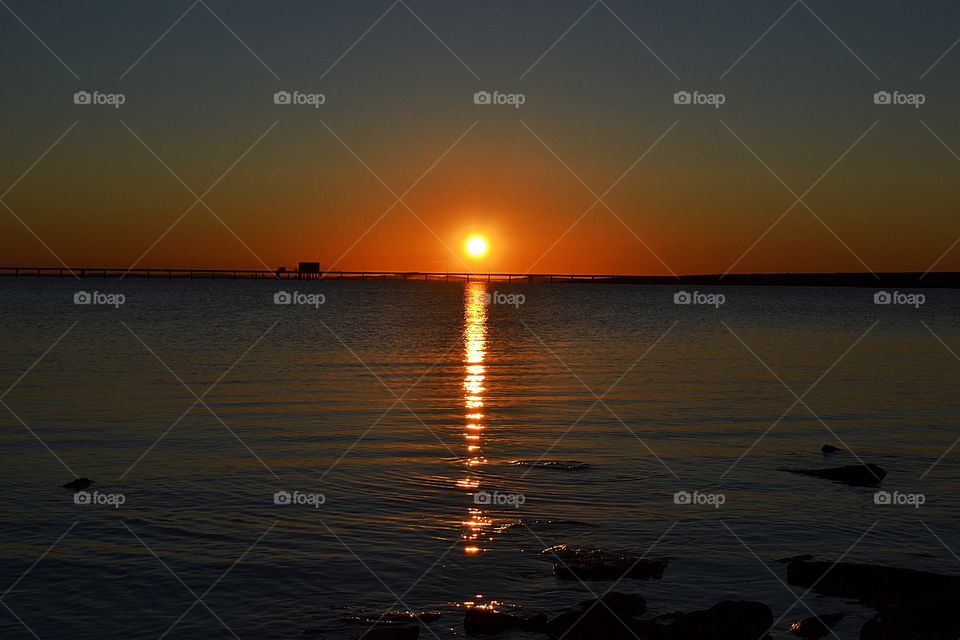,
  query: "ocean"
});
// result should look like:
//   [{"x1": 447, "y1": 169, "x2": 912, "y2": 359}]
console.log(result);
[{"x1": 1, "y1": 279, "x2": 957, "y2": 639}]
